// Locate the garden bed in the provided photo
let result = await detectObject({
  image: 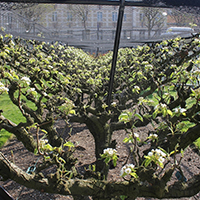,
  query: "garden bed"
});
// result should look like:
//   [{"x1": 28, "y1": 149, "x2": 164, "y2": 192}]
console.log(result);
[{"x1": 0, "y1": 121, "x2": 200, "y2": 200}]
